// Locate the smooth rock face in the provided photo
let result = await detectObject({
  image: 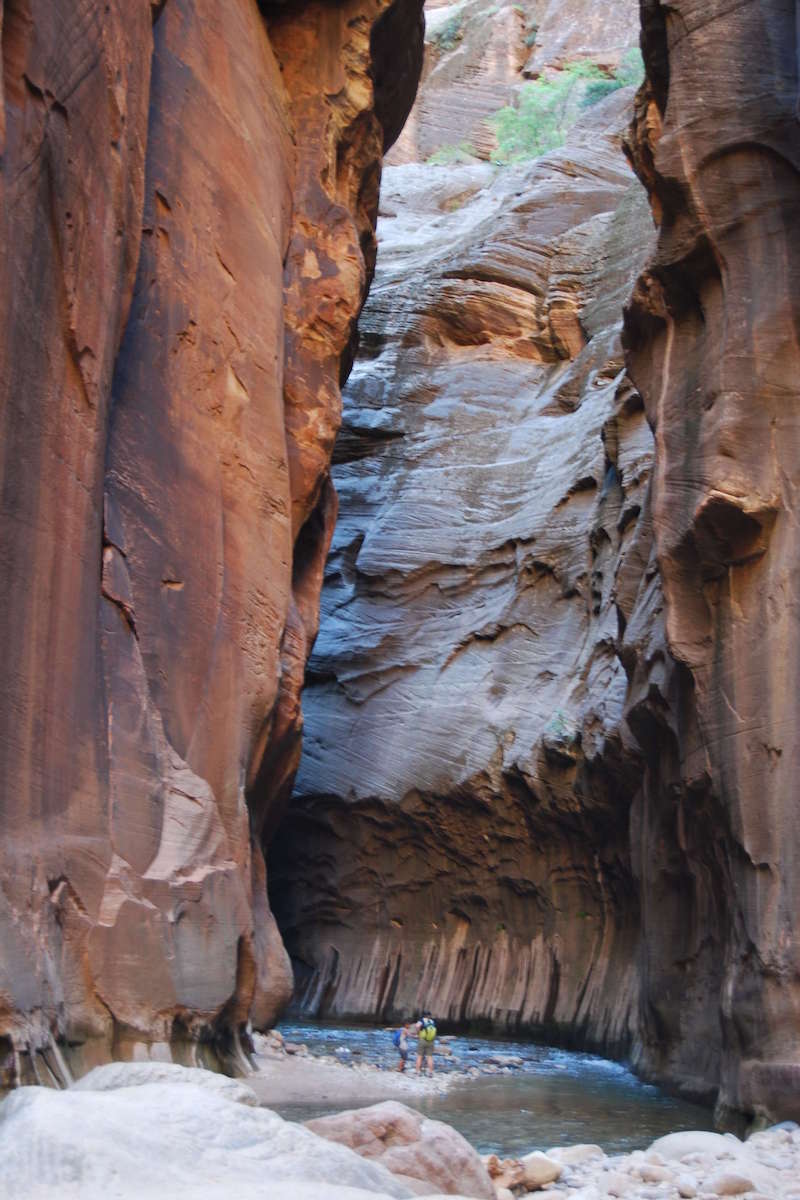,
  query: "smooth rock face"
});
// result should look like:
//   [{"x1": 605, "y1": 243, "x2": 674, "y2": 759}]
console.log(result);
[
  {"x1": 271, "y1": 2, "x2": 658, "y2": 1057},
  {"x1": 0, "y1": 0, "x2": 423, "y2": 1075},
  {"x1": 70, "y1": 1060, "x2": 260, "y2": 1106},
  {"x1": 0, "y1": 0, "x2": 156, "y2": 1071},
  {"x1": 623, "y1": 0, "x2": 800, "y2": 1123},
  {"x1": 0, "y1": 1070, "x2": 418, "y2": 1199},
  {"x1": 305, "y1": 1101, "x2": 496, "y2": 1199}
]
